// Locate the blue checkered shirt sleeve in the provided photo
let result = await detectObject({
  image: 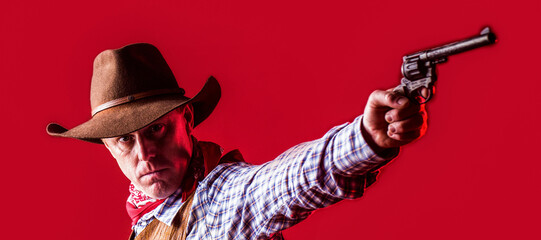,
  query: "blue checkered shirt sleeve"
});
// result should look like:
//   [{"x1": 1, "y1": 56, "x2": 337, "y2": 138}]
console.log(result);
[{"x1": 187, "y1": 115, "x2": 397, "y2": 239}]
